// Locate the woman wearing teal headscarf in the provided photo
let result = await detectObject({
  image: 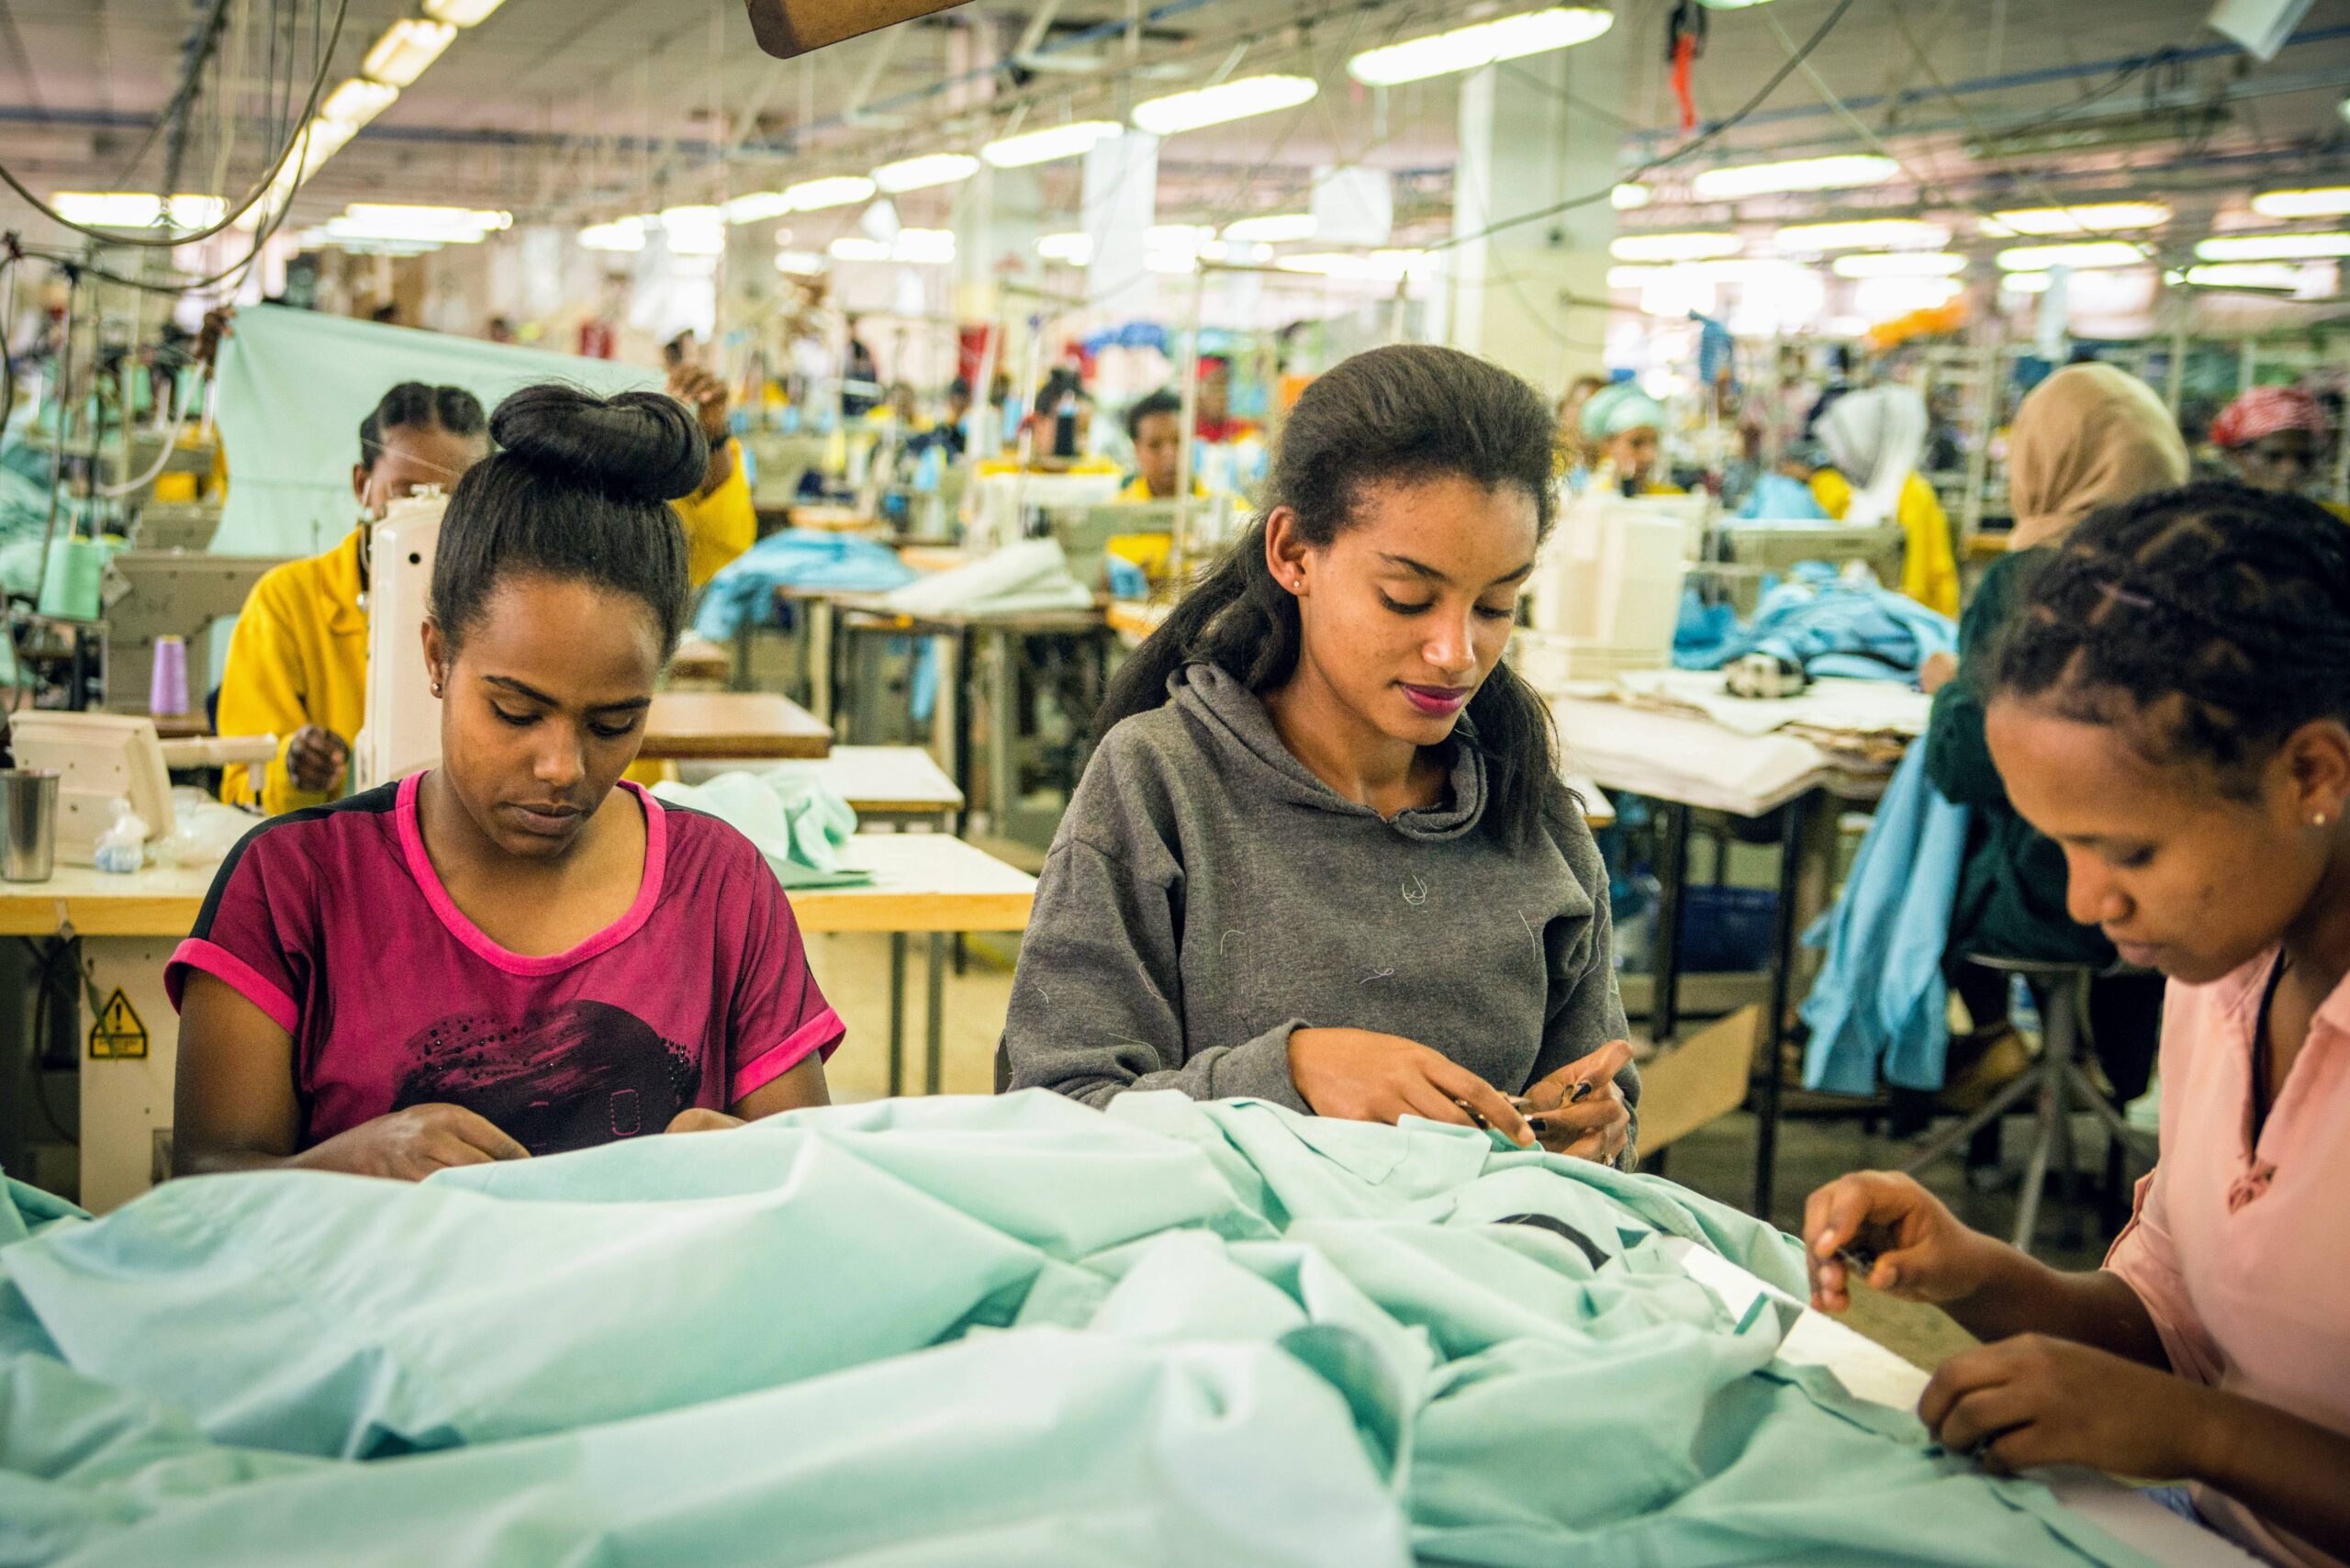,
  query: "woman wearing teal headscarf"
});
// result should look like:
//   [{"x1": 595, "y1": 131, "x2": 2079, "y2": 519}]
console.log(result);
[{"x1": 1576, "y1": 382, "x2": 1683, "y2": 497}]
